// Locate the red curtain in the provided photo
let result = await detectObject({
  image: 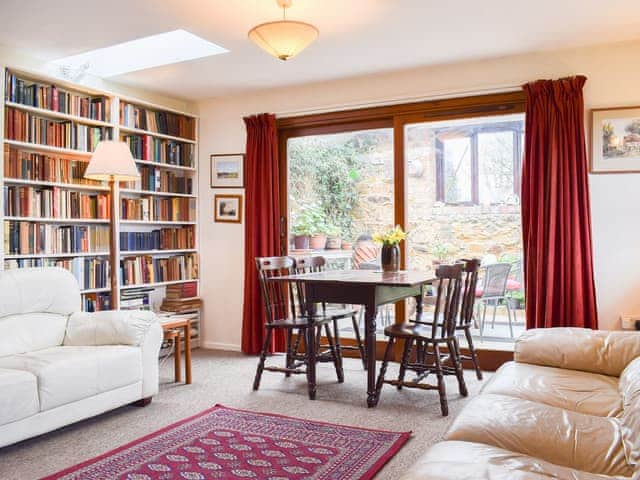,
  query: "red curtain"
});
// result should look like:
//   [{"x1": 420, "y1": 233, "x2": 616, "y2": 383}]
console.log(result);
[
  {"x1": 241, "y1": 113, "x2": 285, "y2": 354},
  {"x1": 521, "y1": 76, "x2": 598, "y2": 329}
]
